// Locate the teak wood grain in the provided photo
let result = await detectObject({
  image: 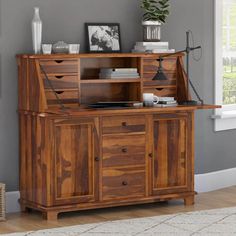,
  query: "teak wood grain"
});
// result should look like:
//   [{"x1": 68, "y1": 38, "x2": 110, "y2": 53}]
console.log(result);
[
  {"x1": 102, "y1": 134, "x2": 146, "y2": 167},
  {"x1": 17, "y1": 53, "x2": 219, "y2": 220}
]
